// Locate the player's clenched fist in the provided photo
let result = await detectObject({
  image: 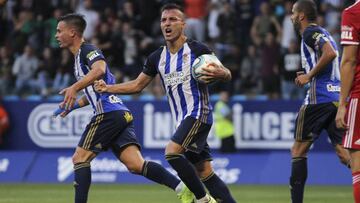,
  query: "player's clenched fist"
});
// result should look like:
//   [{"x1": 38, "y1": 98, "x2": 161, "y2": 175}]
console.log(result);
[{"x1": 94, "y1": 80, "x2": 107, "y2": 93}]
